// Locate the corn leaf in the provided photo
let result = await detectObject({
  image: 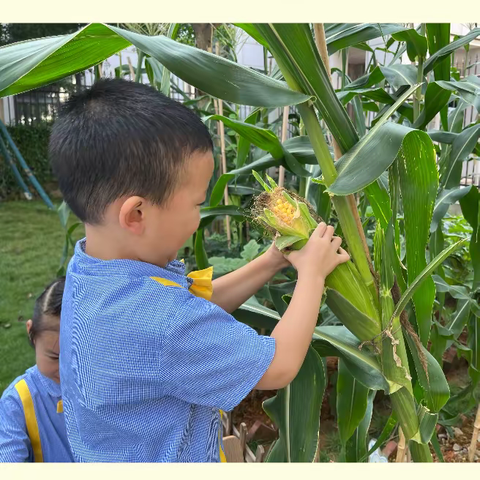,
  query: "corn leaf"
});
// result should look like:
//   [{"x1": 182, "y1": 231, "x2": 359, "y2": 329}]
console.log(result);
[
  {"x1": 210, "y1": 136, "x2": 320, "y2": 207},
  {"x1": 328, "y1": 83, "x2": 424, "y2": 195},
  {"x1": 234, "y1": 23, "x2": 269, "y2": 49},
  {"x1": 423, "y1": 28, "x2": 480, "y2": 74},
  {"x1": 325, "y1": 289, "x2": 381, "y2": 342},
  {"x1": 268, "y1": 281, "x2": 297, "y2": 316},
  {"x1": 199, "y1": 205, "x2": 246, "y2": 229},
  {"x1": 264, "y1": 347, "x2": 326, "y2": 462},
  {"x1": 433, "y1": 275, "x2": 471, "y2": 301},
  {"x1": 251, "y1": 23, "x2": 358, "y2": 153},
  {"x1": 0, "y1": 24, "x2": 130, "y2": 97},
  {"x1": 359, "y1": 412, "x2": 397, "y2": 462},
  {"x1": 0, "y1": 23, "x2": 310, "y2": 108},
  {"x1": 379, "y1": 64, "x2": 419, "y2": 88},
  {"x1": 343, "y1": 66, "x2": 385, "y2": 90},
  {"x1": 389, "y1": 387, "x2": 420, "y2": 442},
  {"x1": 336, "y1": 359, "x2": 369, "y2": 446},
  {"x1": 460, "y1": 185, "x2": 480, "y2": 291},
  {"x1": 428, "y1": 130, "x2": 458, "y2": 144},
  {"x1": 325, "y1": 23, "x2": 407, "y2": 55},
  {"x1": 448, "y1": 299, "x2": 473, "y2": 338},
  {"x1": 435, "y1": 76, "x2": 480, "y2": 111},
  {"x1": 413, "y1": 82, "x2": 452, "y2": 130},
  {"x1": 426, "y1": 24, "x2": 451, "y2": 130},
  {"x1": 236, "y1": 110, "x2": 258, "y2": 168},
  {"x1": 339, "y1": 87, "x2": 415, "y2": 122},
  {"x1": 404, "y1": 335, "x2": 450, "y2": 412},
  {"x1": 341, "y1": 64, "x2": 421, "y2": 93},
  {"x1": 450, "y1": 123, "x2": 480, "y2": 164},
  {"x1": 440, "y1": 101, "x2": 471, "y2": 188},
  {"x1": 392, "y1": 29, "x2": 428, "y2": 61},
  {"x1": 449, "y1": 100, "x2": 469, "y2": 132},
  {"x1": 312, "y1": 326, "x2": 392, "y2": 393},
  {"x1": 206, "y1": 114, "x2": 311, "y2": 177},
  {"x1": 430, "y1": 187, "x2": 472, "y2": 232},
  {"x1": 426, "y1": 24, "x2": 451, "y2": 82},
  {"x1": 344, "y1": 390, "x2": 375, "y2": 462},
  {"x1": 391, "y1": 239, "x2": 467, "y2": 322},
  {"x1": 275, "y1": 235, "x2": 305, "y2": 251},
  {"x1": 194, "y1": 228, "x2": 208, "y2": 270},
  {"x1": 377, "y1": 223, "x2": 413, "y2": 393},
  {"x1": 231, "y1": 299, "x2": 279, "y2": 331},
  {"x1": 418, "y1": 406, "x2": 439, "y2": 443},
  {"x1": 397, "y1": 129, "x2": 439, "y2": 345},
  {"x1": 430, "y1": 433, "x2": 445, "y2": 462},
  {"x1": 467, "y1": 316, "x2": 480, "y2": 387},
  {"x1": 329, "y1": 123, "x2": 432, "y2": 197}
]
